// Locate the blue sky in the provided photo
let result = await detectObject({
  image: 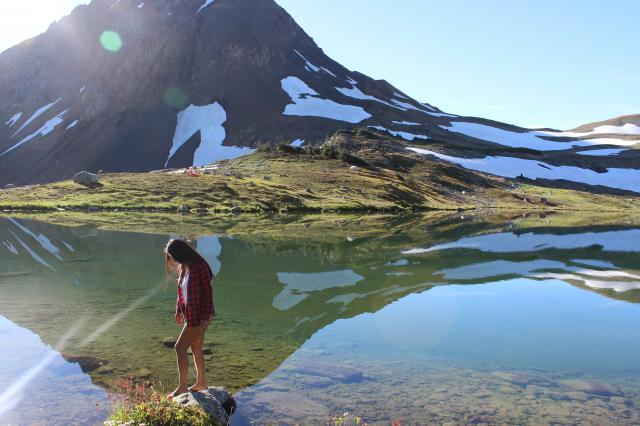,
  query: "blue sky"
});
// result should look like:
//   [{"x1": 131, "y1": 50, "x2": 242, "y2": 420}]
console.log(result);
[{"x1": 1, "y1": 0, "x2": 638, "y2": 129}]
